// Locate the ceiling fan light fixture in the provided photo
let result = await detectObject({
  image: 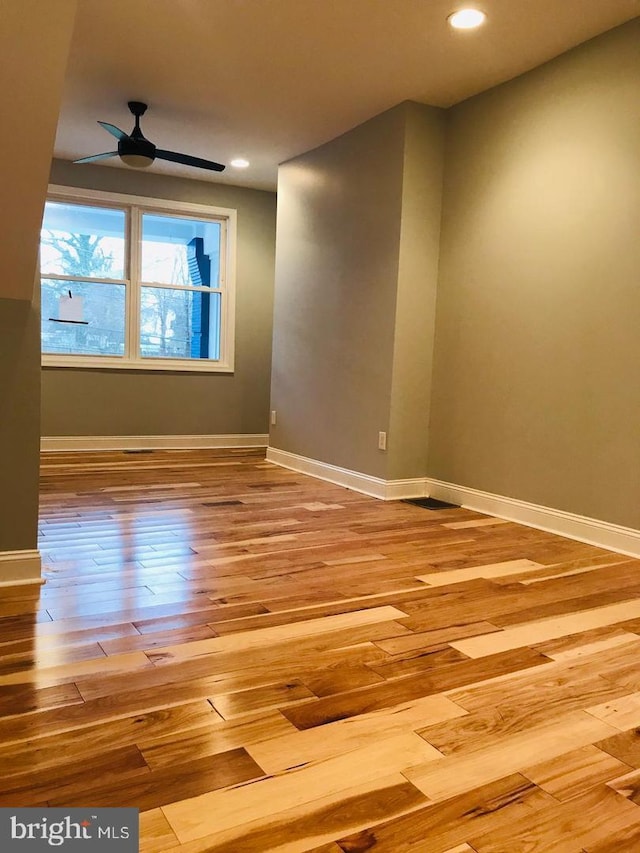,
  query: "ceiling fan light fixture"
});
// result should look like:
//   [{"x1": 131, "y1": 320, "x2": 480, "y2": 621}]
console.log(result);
[
  {"x1": 230, "y1": 158, "x2": 250, "y2": 168},
  {"x1": 119, "y1": 153, "x2": 154, "y2": 168},
  {"x1": 448, "y1": 8, "x2": 486, "y2": 29}
]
